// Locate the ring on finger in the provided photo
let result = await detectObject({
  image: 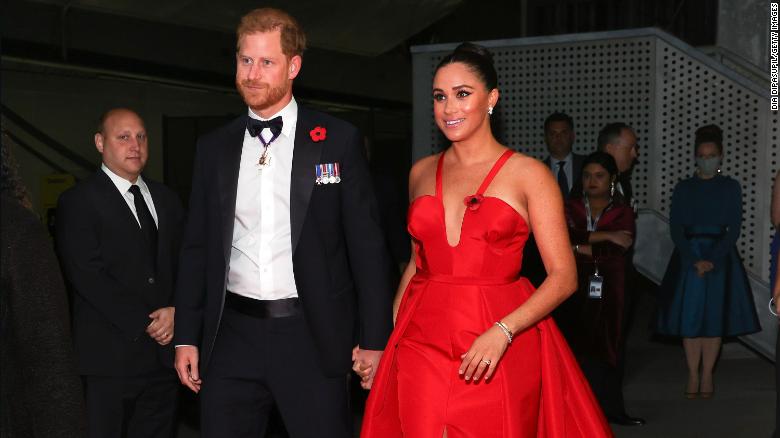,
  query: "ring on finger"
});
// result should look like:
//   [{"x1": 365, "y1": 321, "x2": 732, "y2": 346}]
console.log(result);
[{"x1": 482, "y1": 359, "x2": 491, "y2": 366}]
